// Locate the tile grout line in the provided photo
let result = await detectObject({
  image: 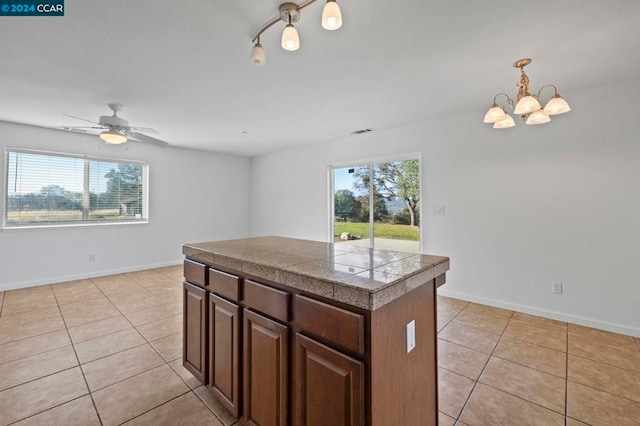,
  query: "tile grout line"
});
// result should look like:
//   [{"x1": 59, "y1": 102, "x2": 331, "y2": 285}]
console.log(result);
[
  {"x1": 476, "y1": 381, "x2": 569, "y2": 417},
  {"x1": 452, "y1": 309, "x2": 515, "y2": 423},
  {"x1": 51, "y1": 285, "x2": 105, "y2": 426},
  {"x1": 435, "y1": 302, "x2": 470, "y2": 332},
  {"x1": 0, "y1": 329, "x2": 71, "y2": 367},
  {"x1": 487, "y1": 352, "x2": 566, "y2": 381},
  {"x1": 568, "y1": 351, "x2": 640, "y2": 374},
  {"x1": 117, "y1": 389, "x2": 193, "y2": 424},
  {"x1": 5, "y1": 394, "x2": 94, "y2": 426},
  {"x1": 64, "y1": 273, "x2": 167, "y2": 425},
  {"x1": 84, "y1": 273, "x2": 210, "y2": 425},
  {"x1": 447, "y1": 301, "x2": 640, "y2": 418},
  {"x1": 113, "y1": 272, "x2": 232, "y2": 425},
  {"x1": 566, "y1": 379, "x2": 640, "y2": 406},
  {"x1": 0, "y1": 365, "x2": 80, "y2": 394},
  {"x1": 0, "y1": 270, "x2": 182, "y2": 395}
]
